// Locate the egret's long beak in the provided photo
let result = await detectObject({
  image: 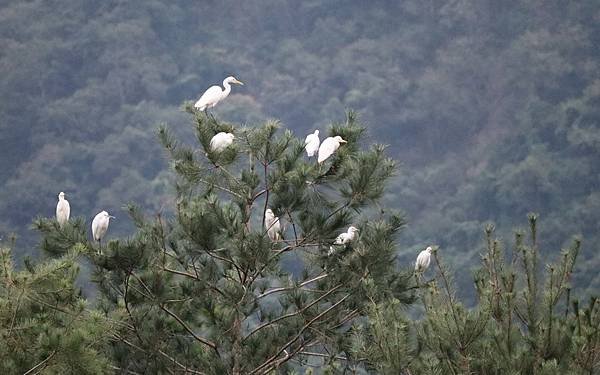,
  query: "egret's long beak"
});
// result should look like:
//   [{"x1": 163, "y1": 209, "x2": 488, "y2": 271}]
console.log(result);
[
  {"x1": 234, "y1": 78, "x2": 244, "y2": 85},
  {"x1": 109, "y1": 216, "x2": 116, "y2": 219},
  {"x1": 339, "y1": 139, "x2": 348, "y2": 143}
]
